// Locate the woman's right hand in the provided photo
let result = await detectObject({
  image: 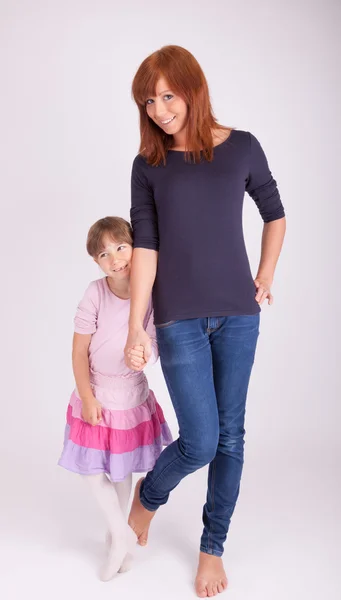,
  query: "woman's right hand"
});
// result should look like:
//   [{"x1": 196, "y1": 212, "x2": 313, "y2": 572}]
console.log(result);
[
  {"x1": 81, "y1": 397, "x2": 102, "y2": 426},
  {"x1": 125, "y1": 327, "x2": 152, "y2": 371}
]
